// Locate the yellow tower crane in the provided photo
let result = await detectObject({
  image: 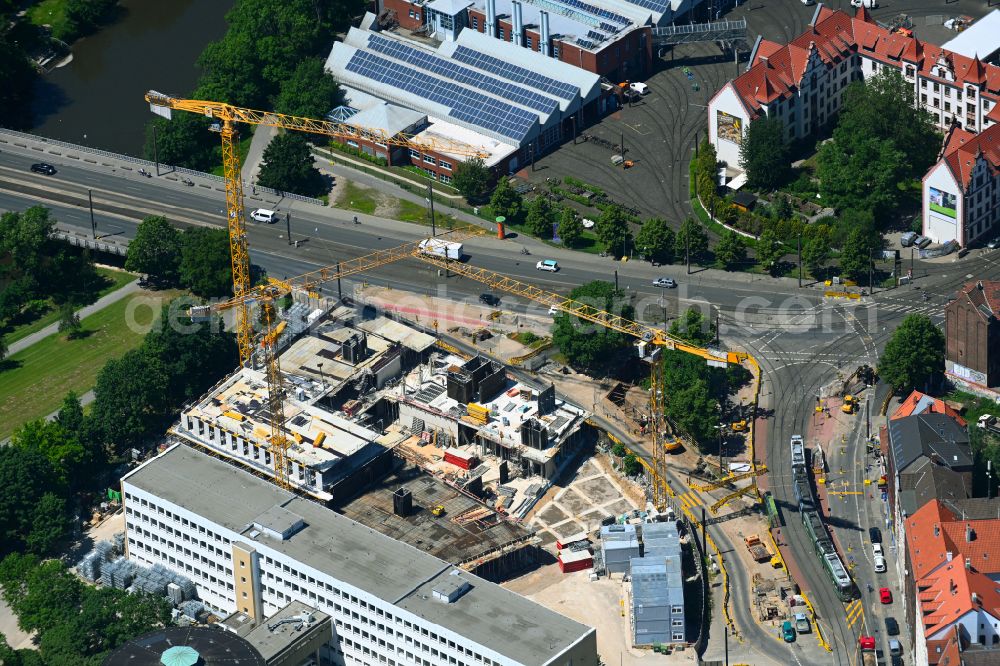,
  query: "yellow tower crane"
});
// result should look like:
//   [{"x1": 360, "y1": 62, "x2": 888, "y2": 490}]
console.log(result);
[{"x1": 146, "y1": 91, "x2": 489, "y2": 488}]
